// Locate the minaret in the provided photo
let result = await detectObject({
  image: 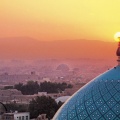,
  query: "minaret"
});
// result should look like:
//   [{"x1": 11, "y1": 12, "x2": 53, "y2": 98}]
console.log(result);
[{"x1": 116, "y1": 37, "x2": 120, "y2": 65}]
